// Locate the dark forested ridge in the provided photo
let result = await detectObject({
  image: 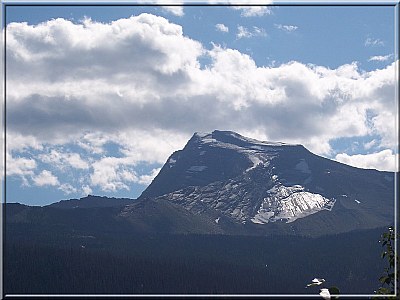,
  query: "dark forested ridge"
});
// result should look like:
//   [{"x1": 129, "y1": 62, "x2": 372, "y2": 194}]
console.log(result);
[{"x1": 5, "y1": 225, "x2": 386, "y2": 295}]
